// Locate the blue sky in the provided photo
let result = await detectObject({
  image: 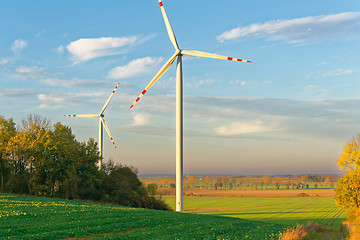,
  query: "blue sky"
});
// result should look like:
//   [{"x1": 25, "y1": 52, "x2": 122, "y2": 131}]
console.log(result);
[{"x1": 1, "y1": 0, "x2": 359, "y2": 175}]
